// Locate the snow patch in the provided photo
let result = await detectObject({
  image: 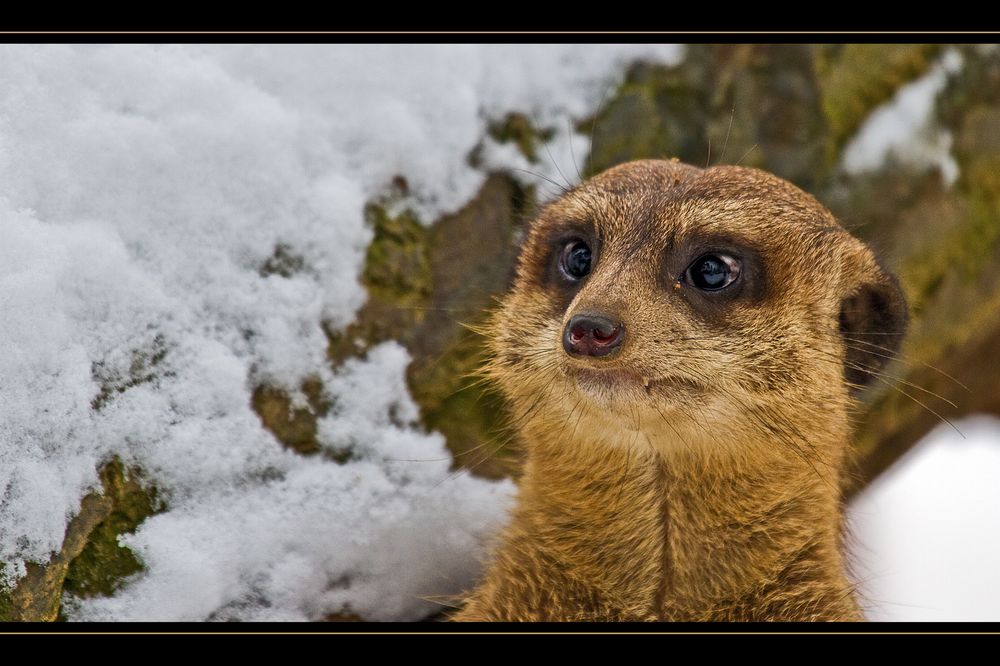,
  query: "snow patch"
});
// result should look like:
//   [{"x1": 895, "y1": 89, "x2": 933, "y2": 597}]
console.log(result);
[
  {"x1": 848, "y1": 415, "x2": 1000, "y2": 621},
  {"x1": 841, "y1": 49, "x2": 964, "y2": 186}
]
